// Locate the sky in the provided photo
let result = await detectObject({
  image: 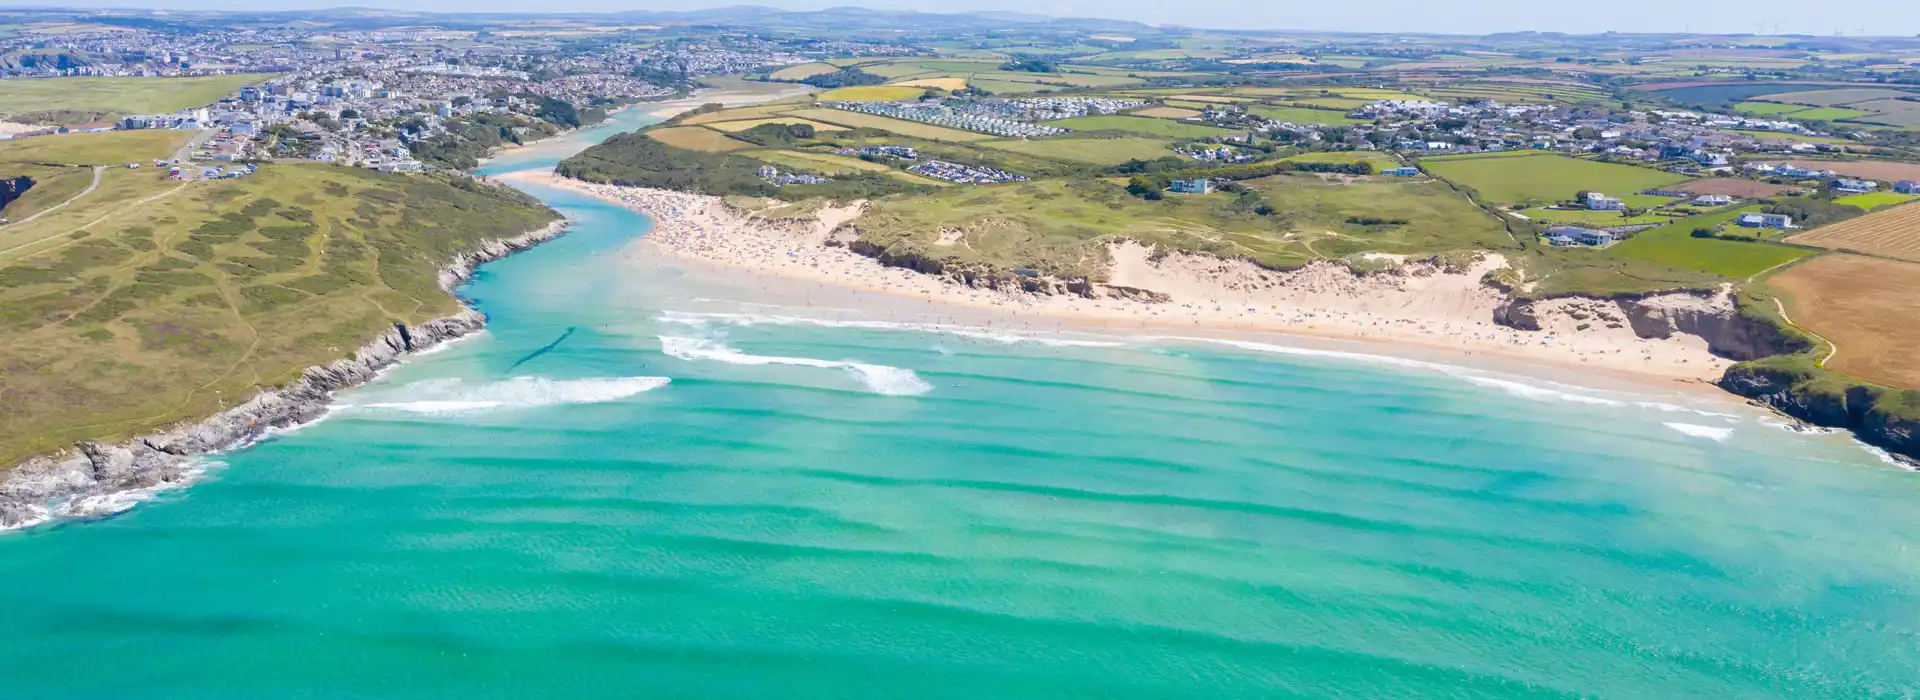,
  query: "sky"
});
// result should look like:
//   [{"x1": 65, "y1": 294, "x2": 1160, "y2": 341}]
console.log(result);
[{"x1": 6, "y1": 0, "x2": 1917, "y2": 37}]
